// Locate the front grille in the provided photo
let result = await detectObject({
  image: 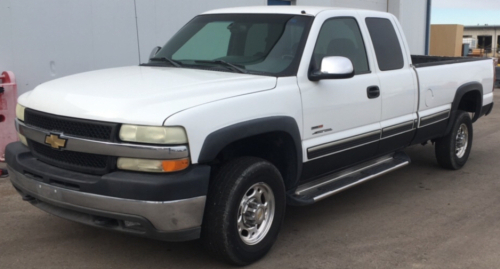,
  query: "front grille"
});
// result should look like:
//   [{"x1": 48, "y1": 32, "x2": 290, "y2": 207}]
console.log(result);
[
  {"x1": 30, "y1": 141, "x2": 114, "y2": 175},
  {"x1": 24, "y1": 109, "x2": 118, "y2": 141}
]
